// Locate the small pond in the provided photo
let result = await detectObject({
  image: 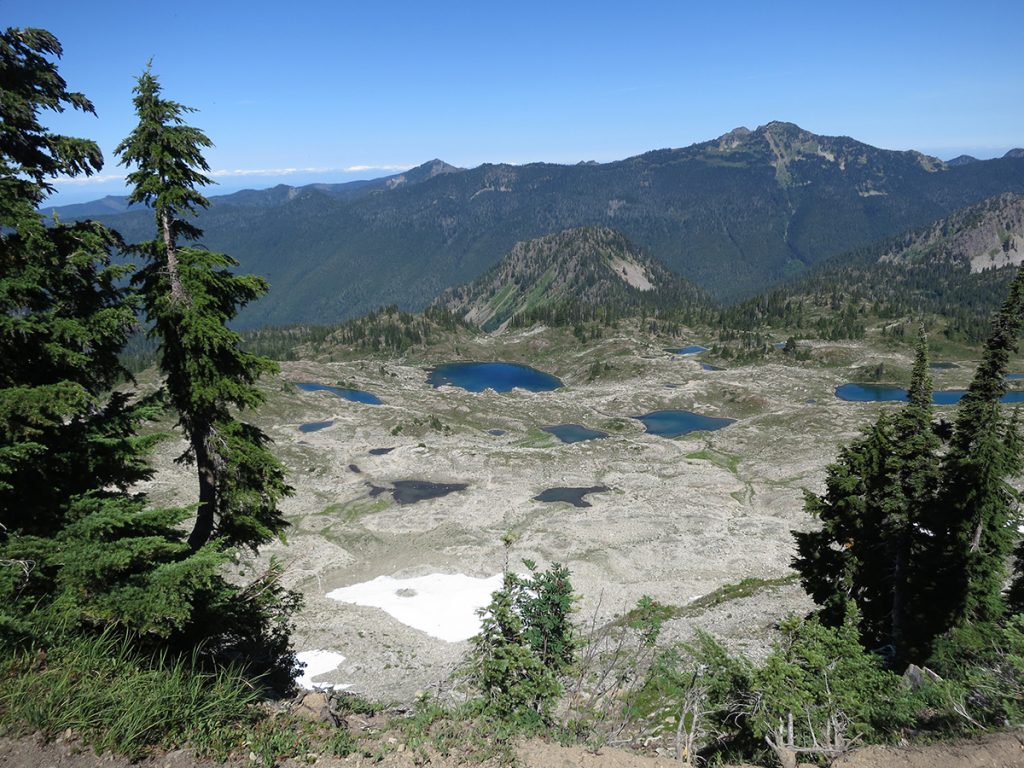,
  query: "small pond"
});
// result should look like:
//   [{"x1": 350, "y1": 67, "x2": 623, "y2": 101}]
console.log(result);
[
  {"x1": 666, "y1": 345, "x2": 708, "y2": 355},
  {"x1": 298, "y1": 420, "x2": 333, "y2": 433},
  {"x1": 541, "y1": 424, "x2": 610, "y2": 444},
  {"x1": 636, "y1": 410, "x2": 736, "y2": 438},
  {"x1": 428, "y1": 362, "x2": 562, "y2": 393},
  {"x1": 1007, "y1": 373, "x2": 1024, "y2": 381},
  {"x1": 835, "y1": 383, "x2": 1024, "y2": 405},
  {"x1": 370, "y1": 480, "x2": 469, "y2": 505},
  {"x1": 487, "y1": 429, "x2": 507, "y2": 436},
  {"x1": 929, "y1": 362, "x2": 960, "y2": 370},
  {"x1": 295, "y1": 382, "x2": 382, "y2": 405},
  {"x1": 533, "y1": 485, "x2": 610, "y2": 508},
  {"x1": 368, "y1": 447, "x2": 394, "y2": 456},
  {"x1": 701, "y1": 363, "x2": 724, "y2": 371}
]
